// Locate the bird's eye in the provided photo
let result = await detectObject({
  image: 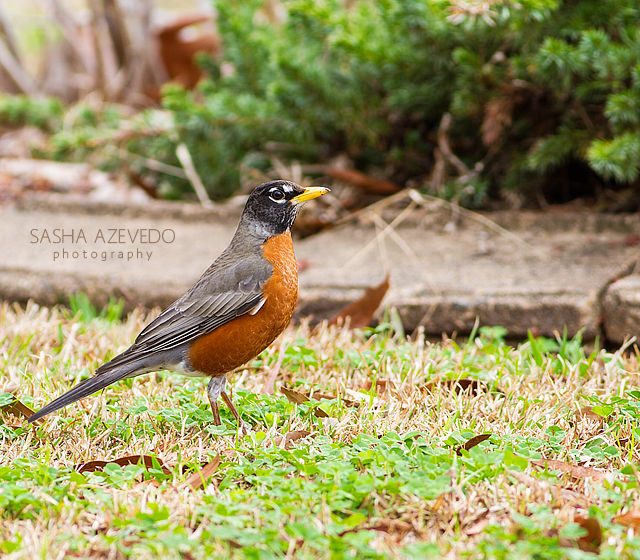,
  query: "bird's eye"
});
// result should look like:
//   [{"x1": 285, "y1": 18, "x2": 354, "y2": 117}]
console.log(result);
[{"x1": 269, "y1": 188, "x2": 286, "y2": 203}]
